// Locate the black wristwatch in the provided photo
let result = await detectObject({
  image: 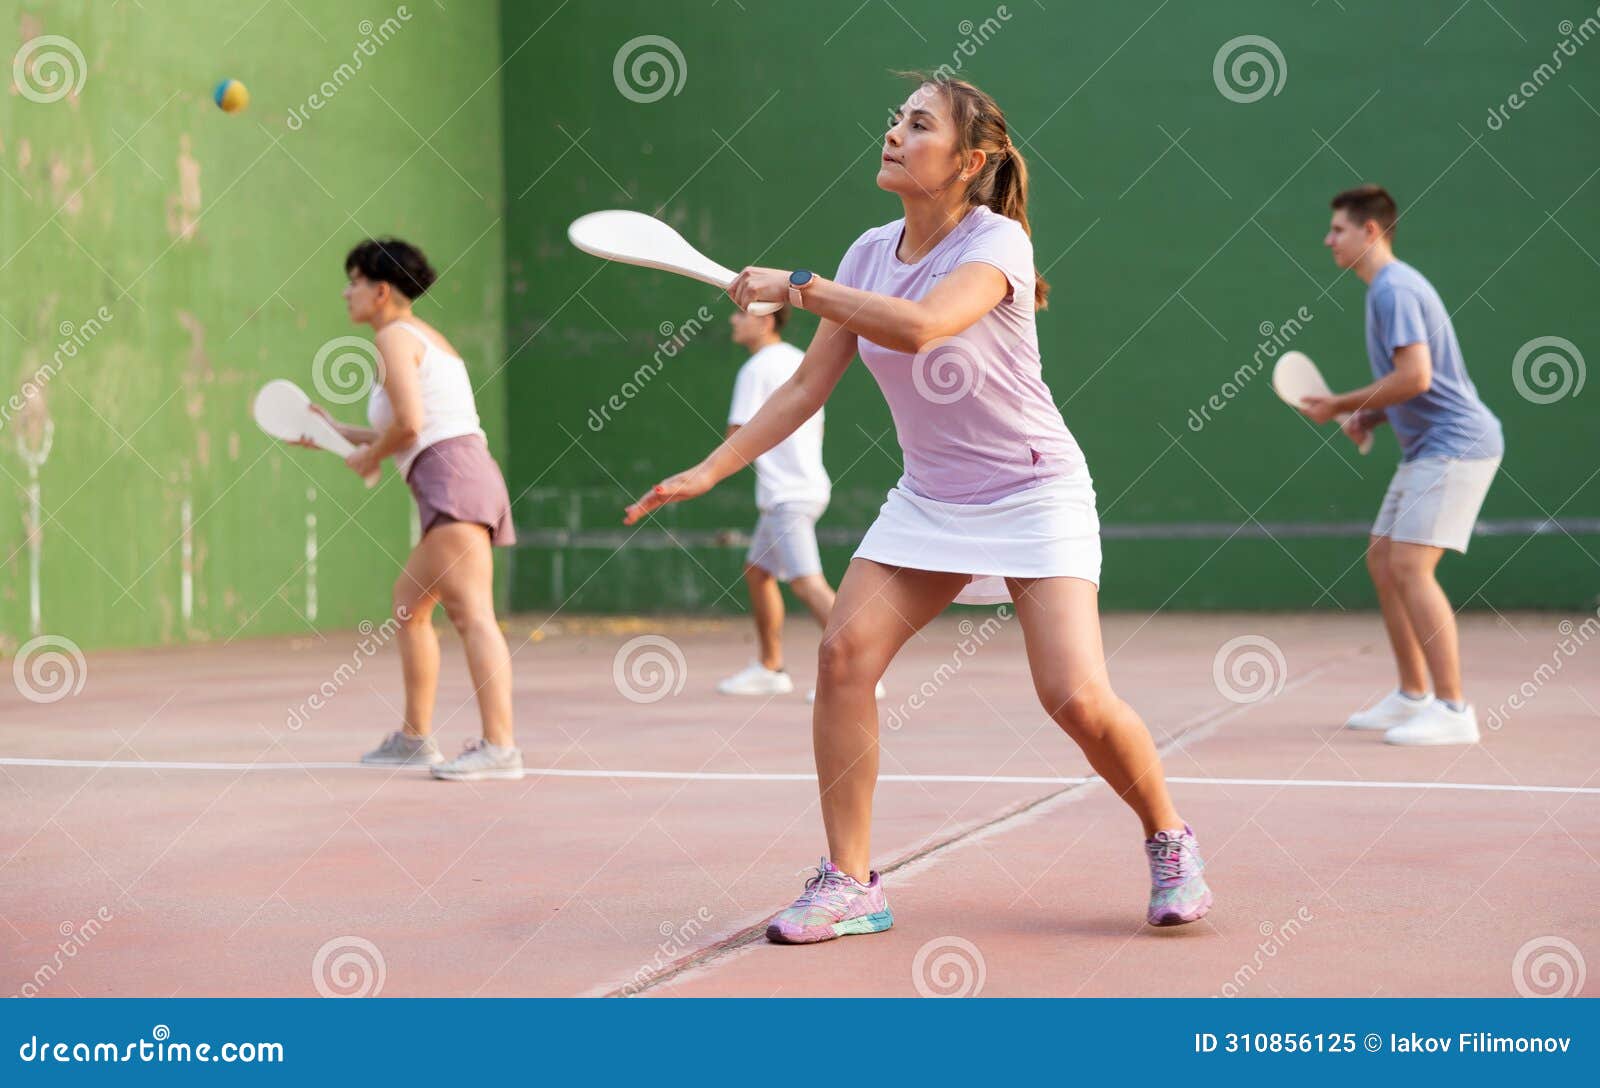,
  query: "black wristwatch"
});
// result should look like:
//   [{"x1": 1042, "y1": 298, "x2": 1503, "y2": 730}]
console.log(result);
[{"x1": 788, "y1": 269, "x2": 815, "y2": 308}]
